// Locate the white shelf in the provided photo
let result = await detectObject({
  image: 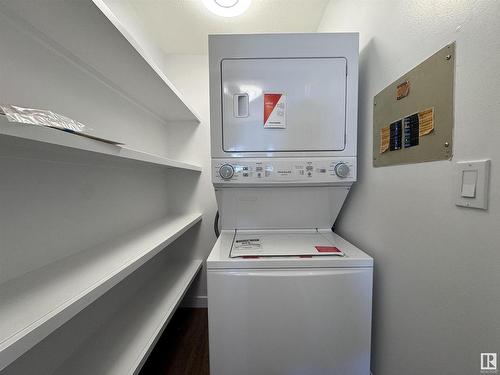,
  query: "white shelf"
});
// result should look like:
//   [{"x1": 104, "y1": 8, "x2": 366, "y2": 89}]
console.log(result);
[
  {"x1": 0, "y1": 0, "x2": 200, "y2": 124},
  {"x1": 92, "y1": 0, "x2": 203, "y2": 124},
  {"x1": 0, "y1": 117, "x2": 201, "y2": 172},
  {"x1": 0, "y1": 213, "x2": 202, "y2": 371},
  {"x1": 55, "y1": 259, "x2": 202, "y2": 375}
]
